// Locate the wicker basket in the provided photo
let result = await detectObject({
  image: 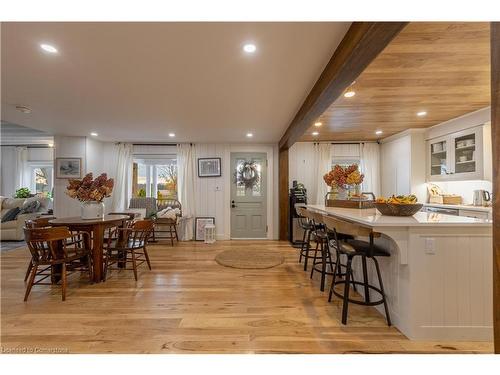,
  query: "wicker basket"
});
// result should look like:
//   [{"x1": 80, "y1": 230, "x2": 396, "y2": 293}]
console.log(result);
[{"x1": 374, "y1": 203, "x2": 423, "y2": 216}]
